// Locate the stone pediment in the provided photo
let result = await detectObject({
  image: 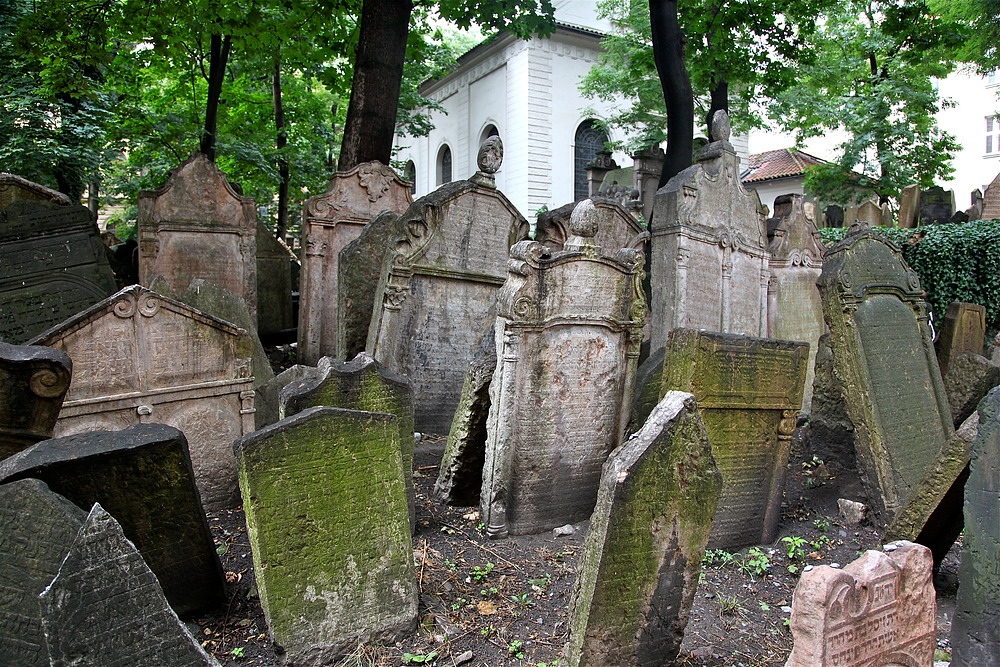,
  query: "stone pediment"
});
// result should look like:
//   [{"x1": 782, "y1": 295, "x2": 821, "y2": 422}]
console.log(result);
[
  {"x1": 138, "y1": 154, "x2": 254, "y2": 230},
  {"x1": 0, "y1": 173, "x2": 73, "y2": 207},
  {"x1": 304, "y1": 161, "x2": 413, "y2": 225}
]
